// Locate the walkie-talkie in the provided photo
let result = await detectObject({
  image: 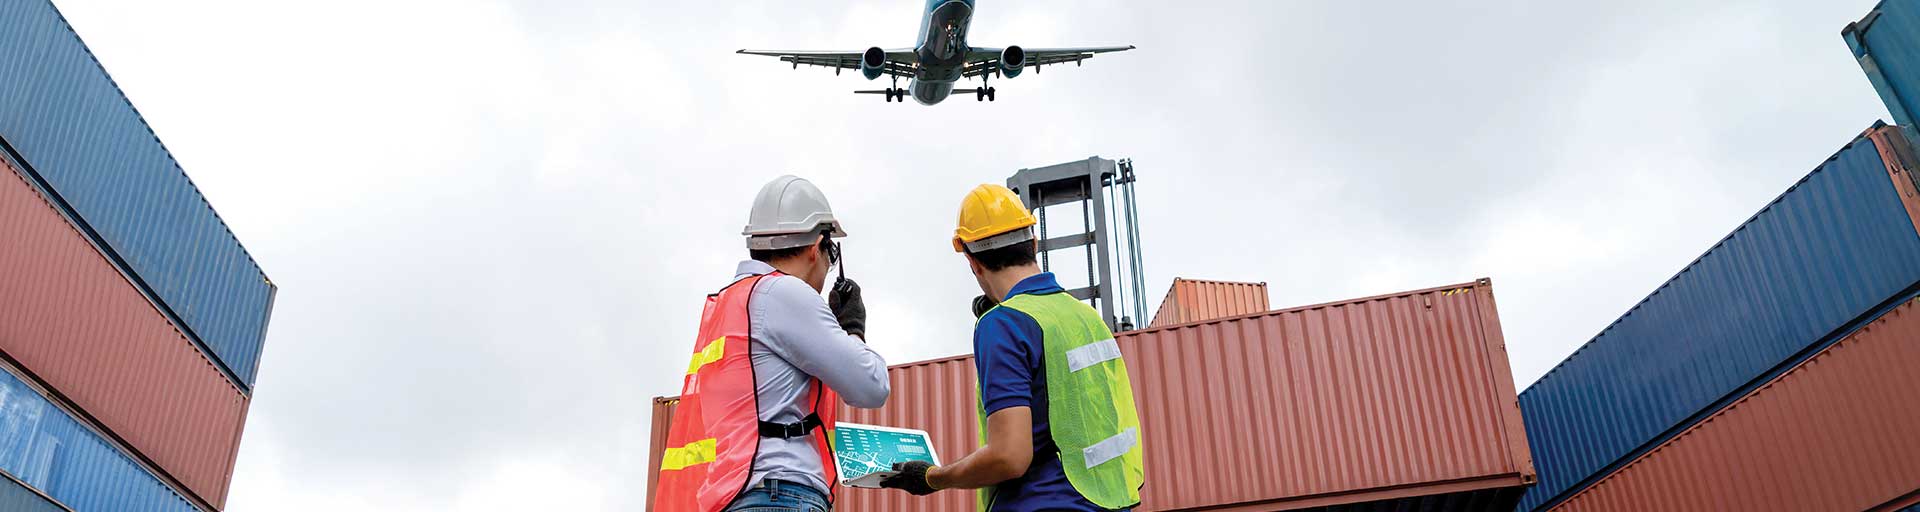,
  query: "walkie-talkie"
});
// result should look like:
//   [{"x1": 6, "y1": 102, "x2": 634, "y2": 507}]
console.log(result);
[{"x1": 831, "y1": 239, "x2": 852, "y2": 295}]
